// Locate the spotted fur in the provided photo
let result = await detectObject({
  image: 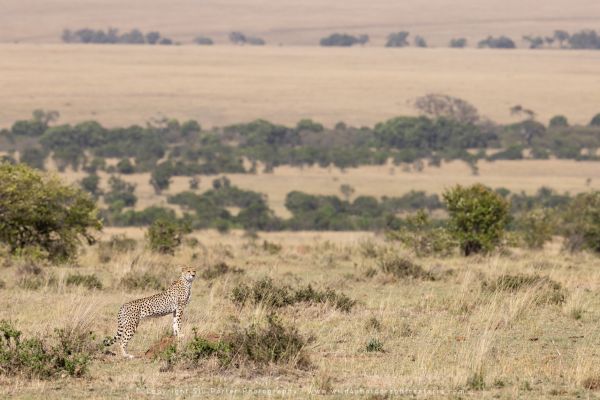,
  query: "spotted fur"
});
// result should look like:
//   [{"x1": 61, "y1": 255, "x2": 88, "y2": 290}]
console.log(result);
[{"x1": 104, "y1": 268, "x2": 196, "y2": 358}]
